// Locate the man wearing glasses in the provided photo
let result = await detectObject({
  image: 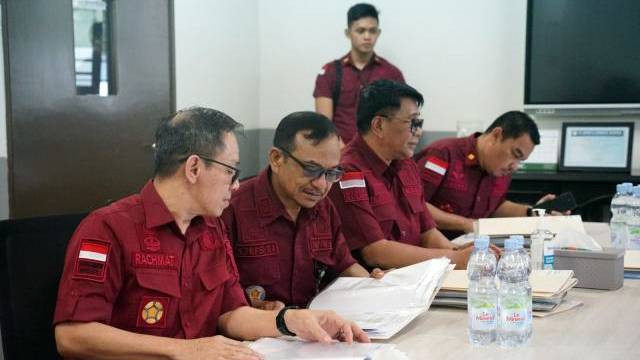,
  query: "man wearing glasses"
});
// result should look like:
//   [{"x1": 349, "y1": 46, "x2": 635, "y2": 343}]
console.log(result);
[
  {"x1": 222, "y1": 111, "x2": 382, "y2": 310},
  {"x1": 53, "y1": 107, "x2": 369, "y2": 359},
  {"x1": 328, "y1": 80, "x2": 474, "y2": 270},
  {"x1": 414, "y1": 111, "x2": 556, "y2": 239}
]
